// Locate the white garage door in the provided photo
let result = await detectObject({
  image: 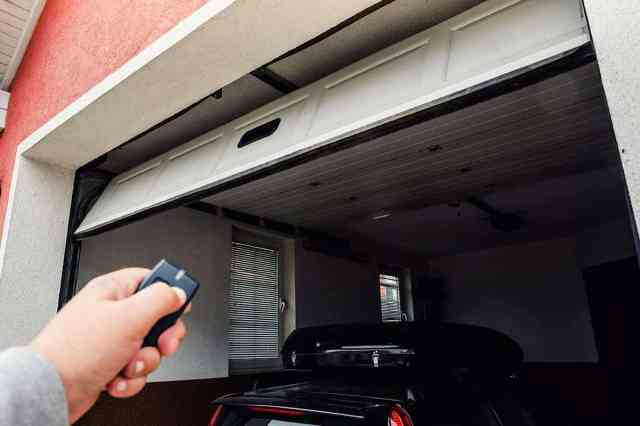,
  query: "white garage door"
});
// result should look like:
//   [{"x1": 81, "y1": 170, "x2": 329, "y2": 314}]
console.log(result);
[{"x1": 76, "y1": 0, "x2": 590, "y2": 237}]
